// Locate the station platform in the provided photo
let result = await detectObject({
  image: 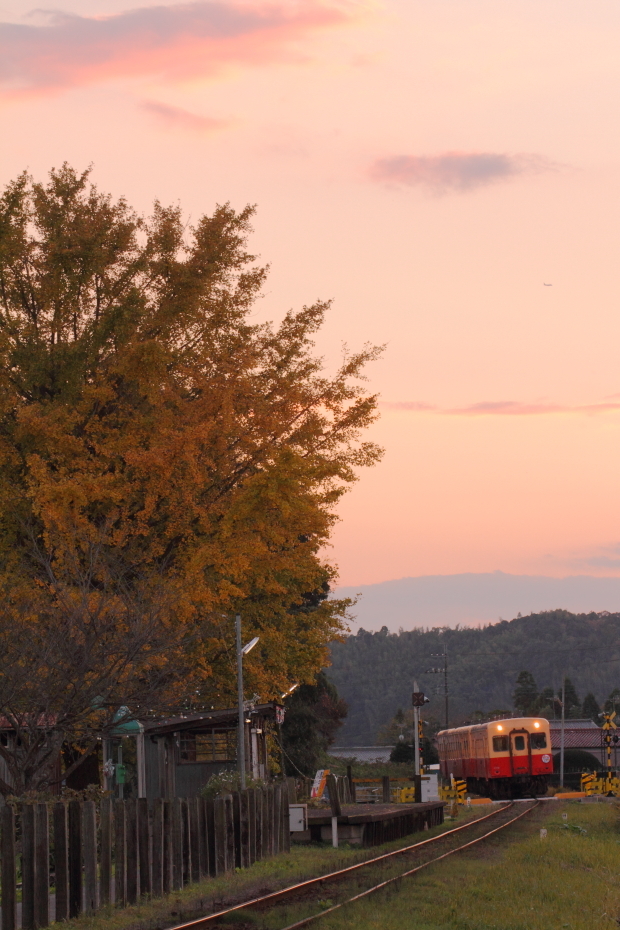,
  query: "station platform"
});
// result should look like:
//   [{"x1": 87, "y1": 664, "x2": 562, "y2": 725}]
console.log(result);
[{"x1": 304, "y1": 801, "x2": 445, "y2": 846}]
